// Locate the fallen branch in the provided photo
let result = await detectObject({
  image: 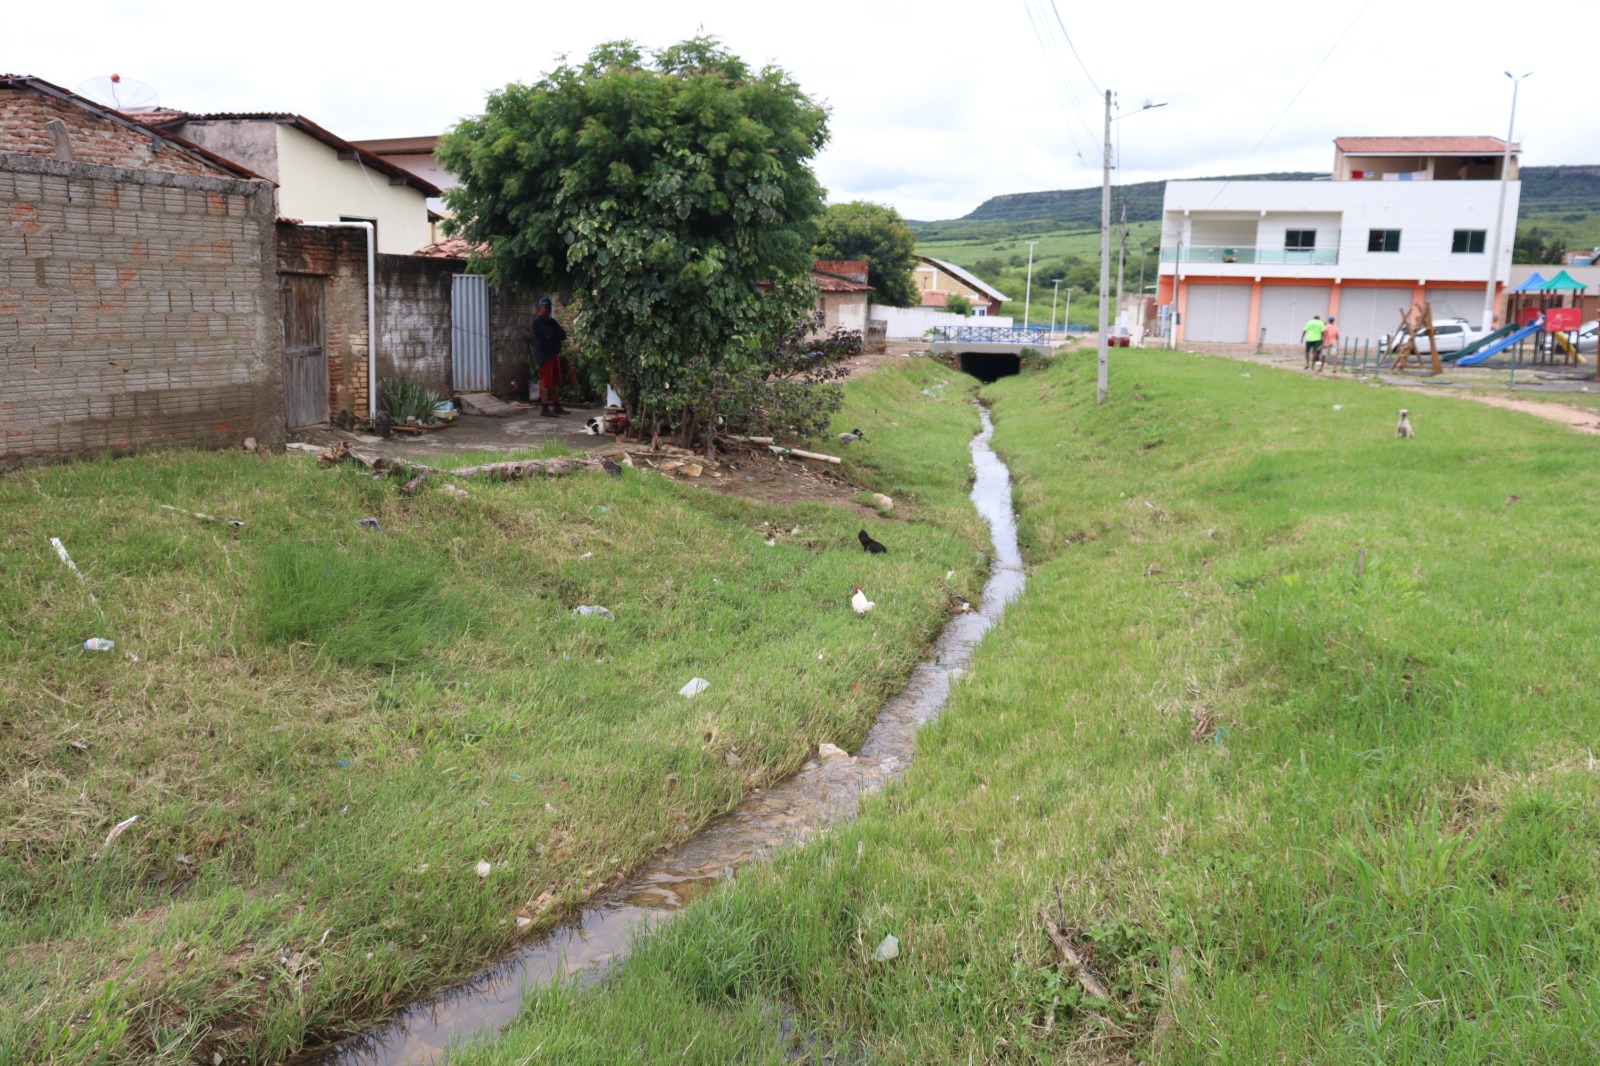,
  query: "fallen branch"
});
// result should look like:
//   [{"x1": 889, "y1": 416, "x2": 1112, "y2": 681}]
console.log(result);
[
  {"x1": 767, "y1": 445, "x2": 842, "y2": 465},
  {"x1": 1039, "y1": 909, "x2": 1114, "y2": 1004},
  {"x1": 160, "y1": 504, "x2": 244, "y2": 528},
  {"x1": 720, "y1": 434, "x2": 775, "y2": 445}
]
